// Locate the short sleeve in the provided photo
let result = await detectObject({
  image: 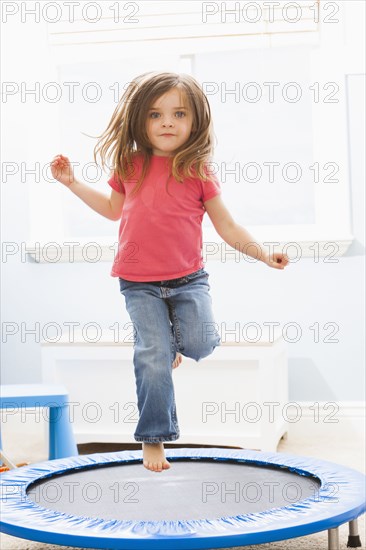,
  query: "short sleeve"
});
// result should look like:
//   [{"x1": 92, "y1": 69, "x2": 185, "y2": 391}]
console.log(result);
[
  {"x1": 108, "y1": 173, "x2": 126, "y2": 195},
  {"x1": 201, "y1": 168, "x2": 221, "y2": 203}
]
